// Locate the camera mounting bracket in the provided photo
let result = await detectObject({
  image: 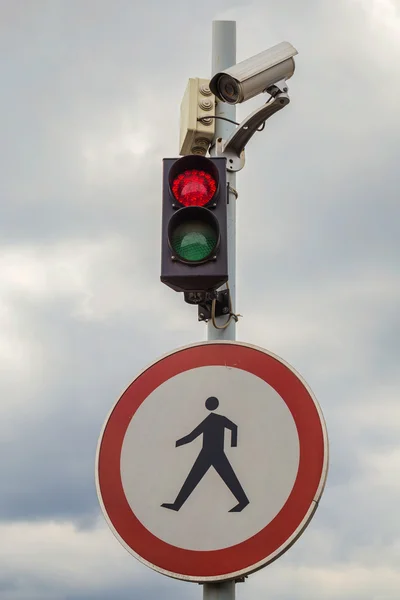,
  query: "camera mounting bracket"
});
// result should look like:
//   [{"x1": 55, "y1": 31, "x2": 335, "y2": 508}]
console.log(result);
[{"x1": 214, "y1": 88, "x2": 290, "y2": 172}]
